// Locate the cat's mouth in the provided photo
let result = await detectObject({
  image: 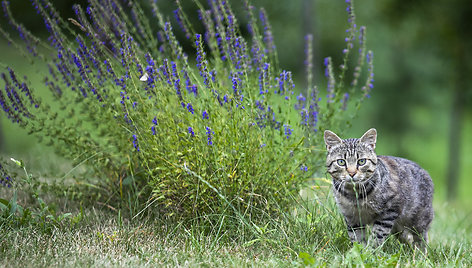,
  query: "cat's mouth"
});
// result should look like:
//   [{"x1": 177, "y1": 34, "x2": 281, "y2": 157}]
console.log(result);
[{"x1": 341, "y1": 175, "x2": 365, "y2": 184}]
